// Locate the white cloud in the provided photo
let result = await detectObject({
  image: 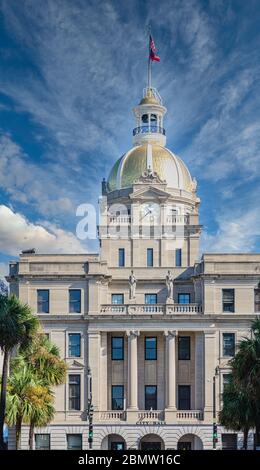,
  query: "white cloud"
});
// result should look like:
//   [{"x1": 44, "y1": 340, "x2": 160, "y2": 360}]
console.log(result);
[
  {"x1": 201, "y1": 207, "x2": 260, "y2": 253},
  {"x1": 0, "y1": 205, "x2": 87, "y2": 256},
  {"x1": 0, "y1": 262, "x2": 8, "y2": 279}
]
